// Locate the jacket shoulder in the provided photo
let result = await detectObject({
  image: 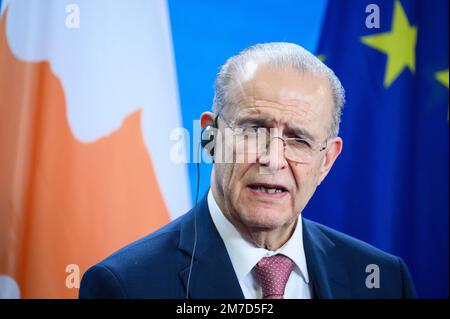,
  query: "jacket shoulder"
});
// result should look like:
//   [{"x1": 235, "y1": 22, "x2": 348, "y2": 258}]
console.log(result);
[
  {"x1": 304, "y1": 218, "x2": 397, "y2": 261},
  {"x1": 303, "y1": 218, "x2": 416, "y2": 298}
]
